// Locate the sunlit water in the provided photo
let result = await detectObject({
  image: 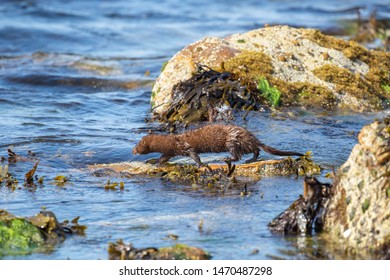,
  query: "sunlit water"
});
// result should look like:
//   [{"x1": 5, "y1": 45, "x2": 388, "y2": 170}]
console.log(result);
[{"x1": 0, "y1": 0, "x2": 389, "y2": 260}]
